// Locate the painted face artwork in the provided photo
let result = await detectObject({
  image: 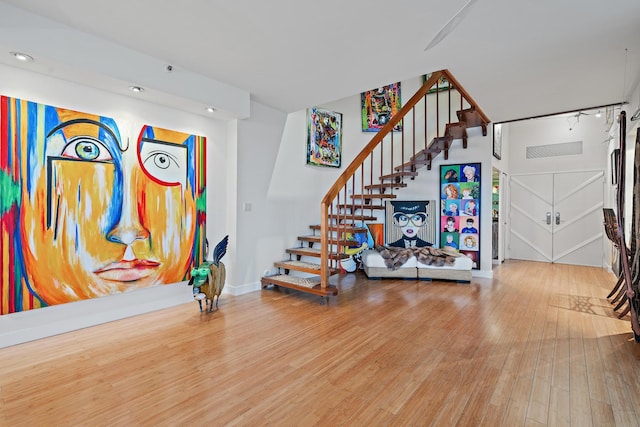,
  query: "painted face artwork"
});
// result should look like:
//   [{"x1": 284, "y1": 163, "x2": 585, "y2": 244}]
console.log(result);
[
  {"x1": 1, "y1": 97, "x2": 206, "y2": 313},
  {"x1": 393, "y1": 211, "x2": 427, "y2": 238}
]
